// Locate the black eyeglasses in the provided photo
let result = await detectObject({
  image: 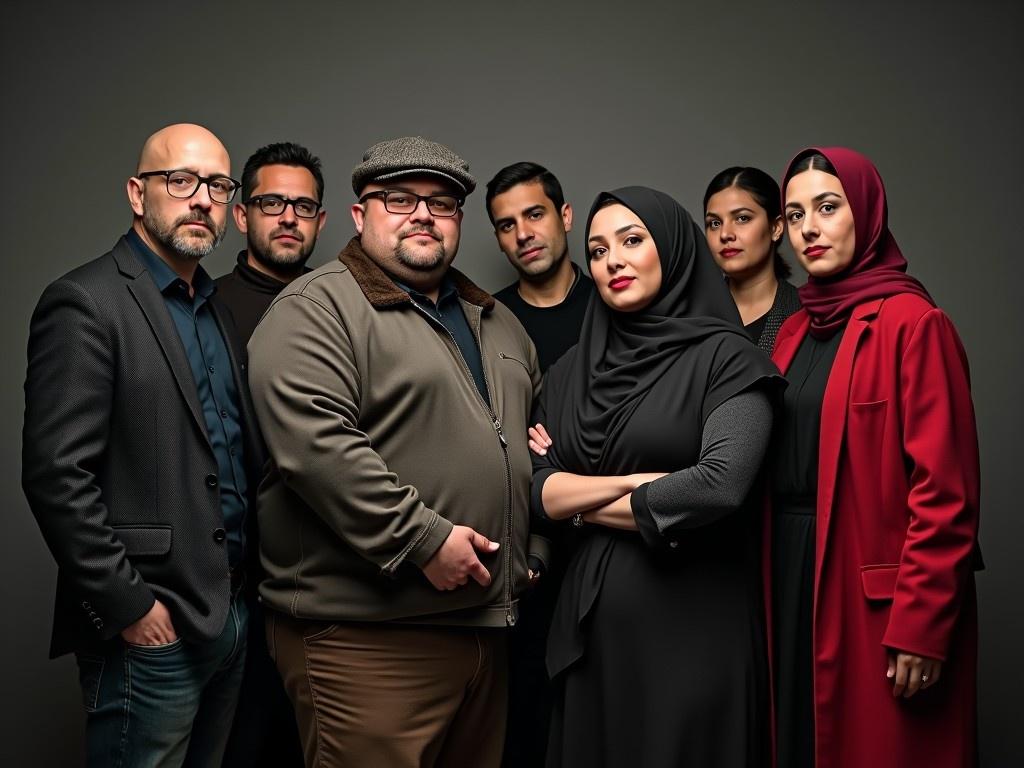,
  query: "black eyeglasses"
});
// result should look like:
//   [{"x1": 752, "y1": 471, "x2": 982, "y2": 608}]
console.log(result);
[
  {"x1": 359, "y1": 190, "x2": 463, "y2": 218},
  {"x1": 137, "y1": 169, "x2": 241, "y2": 204},
  {"x1": 246, "y1": 194, "x2": 322, "y2": 219}
]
